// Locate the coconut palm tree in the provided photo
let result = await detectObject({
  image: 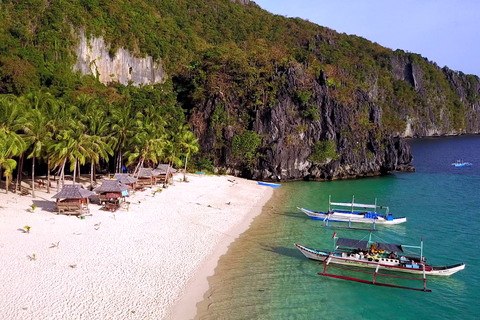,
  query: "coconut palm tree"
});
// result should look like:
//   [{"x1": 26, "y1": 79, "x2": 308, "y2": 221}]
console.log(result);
[
  {"x1": 22, "y1": 108, "x2": 51, "y2": 198},
  {"x1": 0, "y1": 130, "x2": 25, "y2": 193},
  {"x1": 126, "y1": 111, "x2": 167, "y2": 177},
  {"x1": 110, "y1": 102, "x2": 138, "y2": 173},
  {"x1": 179, "y1": 127, "x2": 199, "y2": 182},
  {"x1": 0, "y1": 94, "x2": 26, "y2": 192},
  {"x1": 76, "y1": 94, "x2": 115, "y2": 186}
]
